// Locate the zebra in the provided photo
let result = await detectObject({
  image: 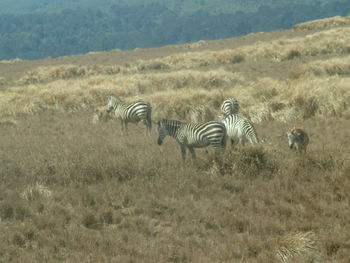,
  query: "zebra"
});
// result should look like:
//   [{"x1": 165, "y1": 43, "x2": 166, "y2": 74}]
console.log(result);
[
  {"x1": 156, "y1": 119, "x2": 227, "y2": 160},
  {"x1": 287, "y1": 128, "x2": 309, "y2": 153},
  {"x1": 220, "y1": 97, "x2": 239, "y2": 116},
  {"x1": 106, "y1": 96, "x2": 152, "y2": 136},
  {"x1": 221, "y1": 114, "x2": 259, "y2": 146}
]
